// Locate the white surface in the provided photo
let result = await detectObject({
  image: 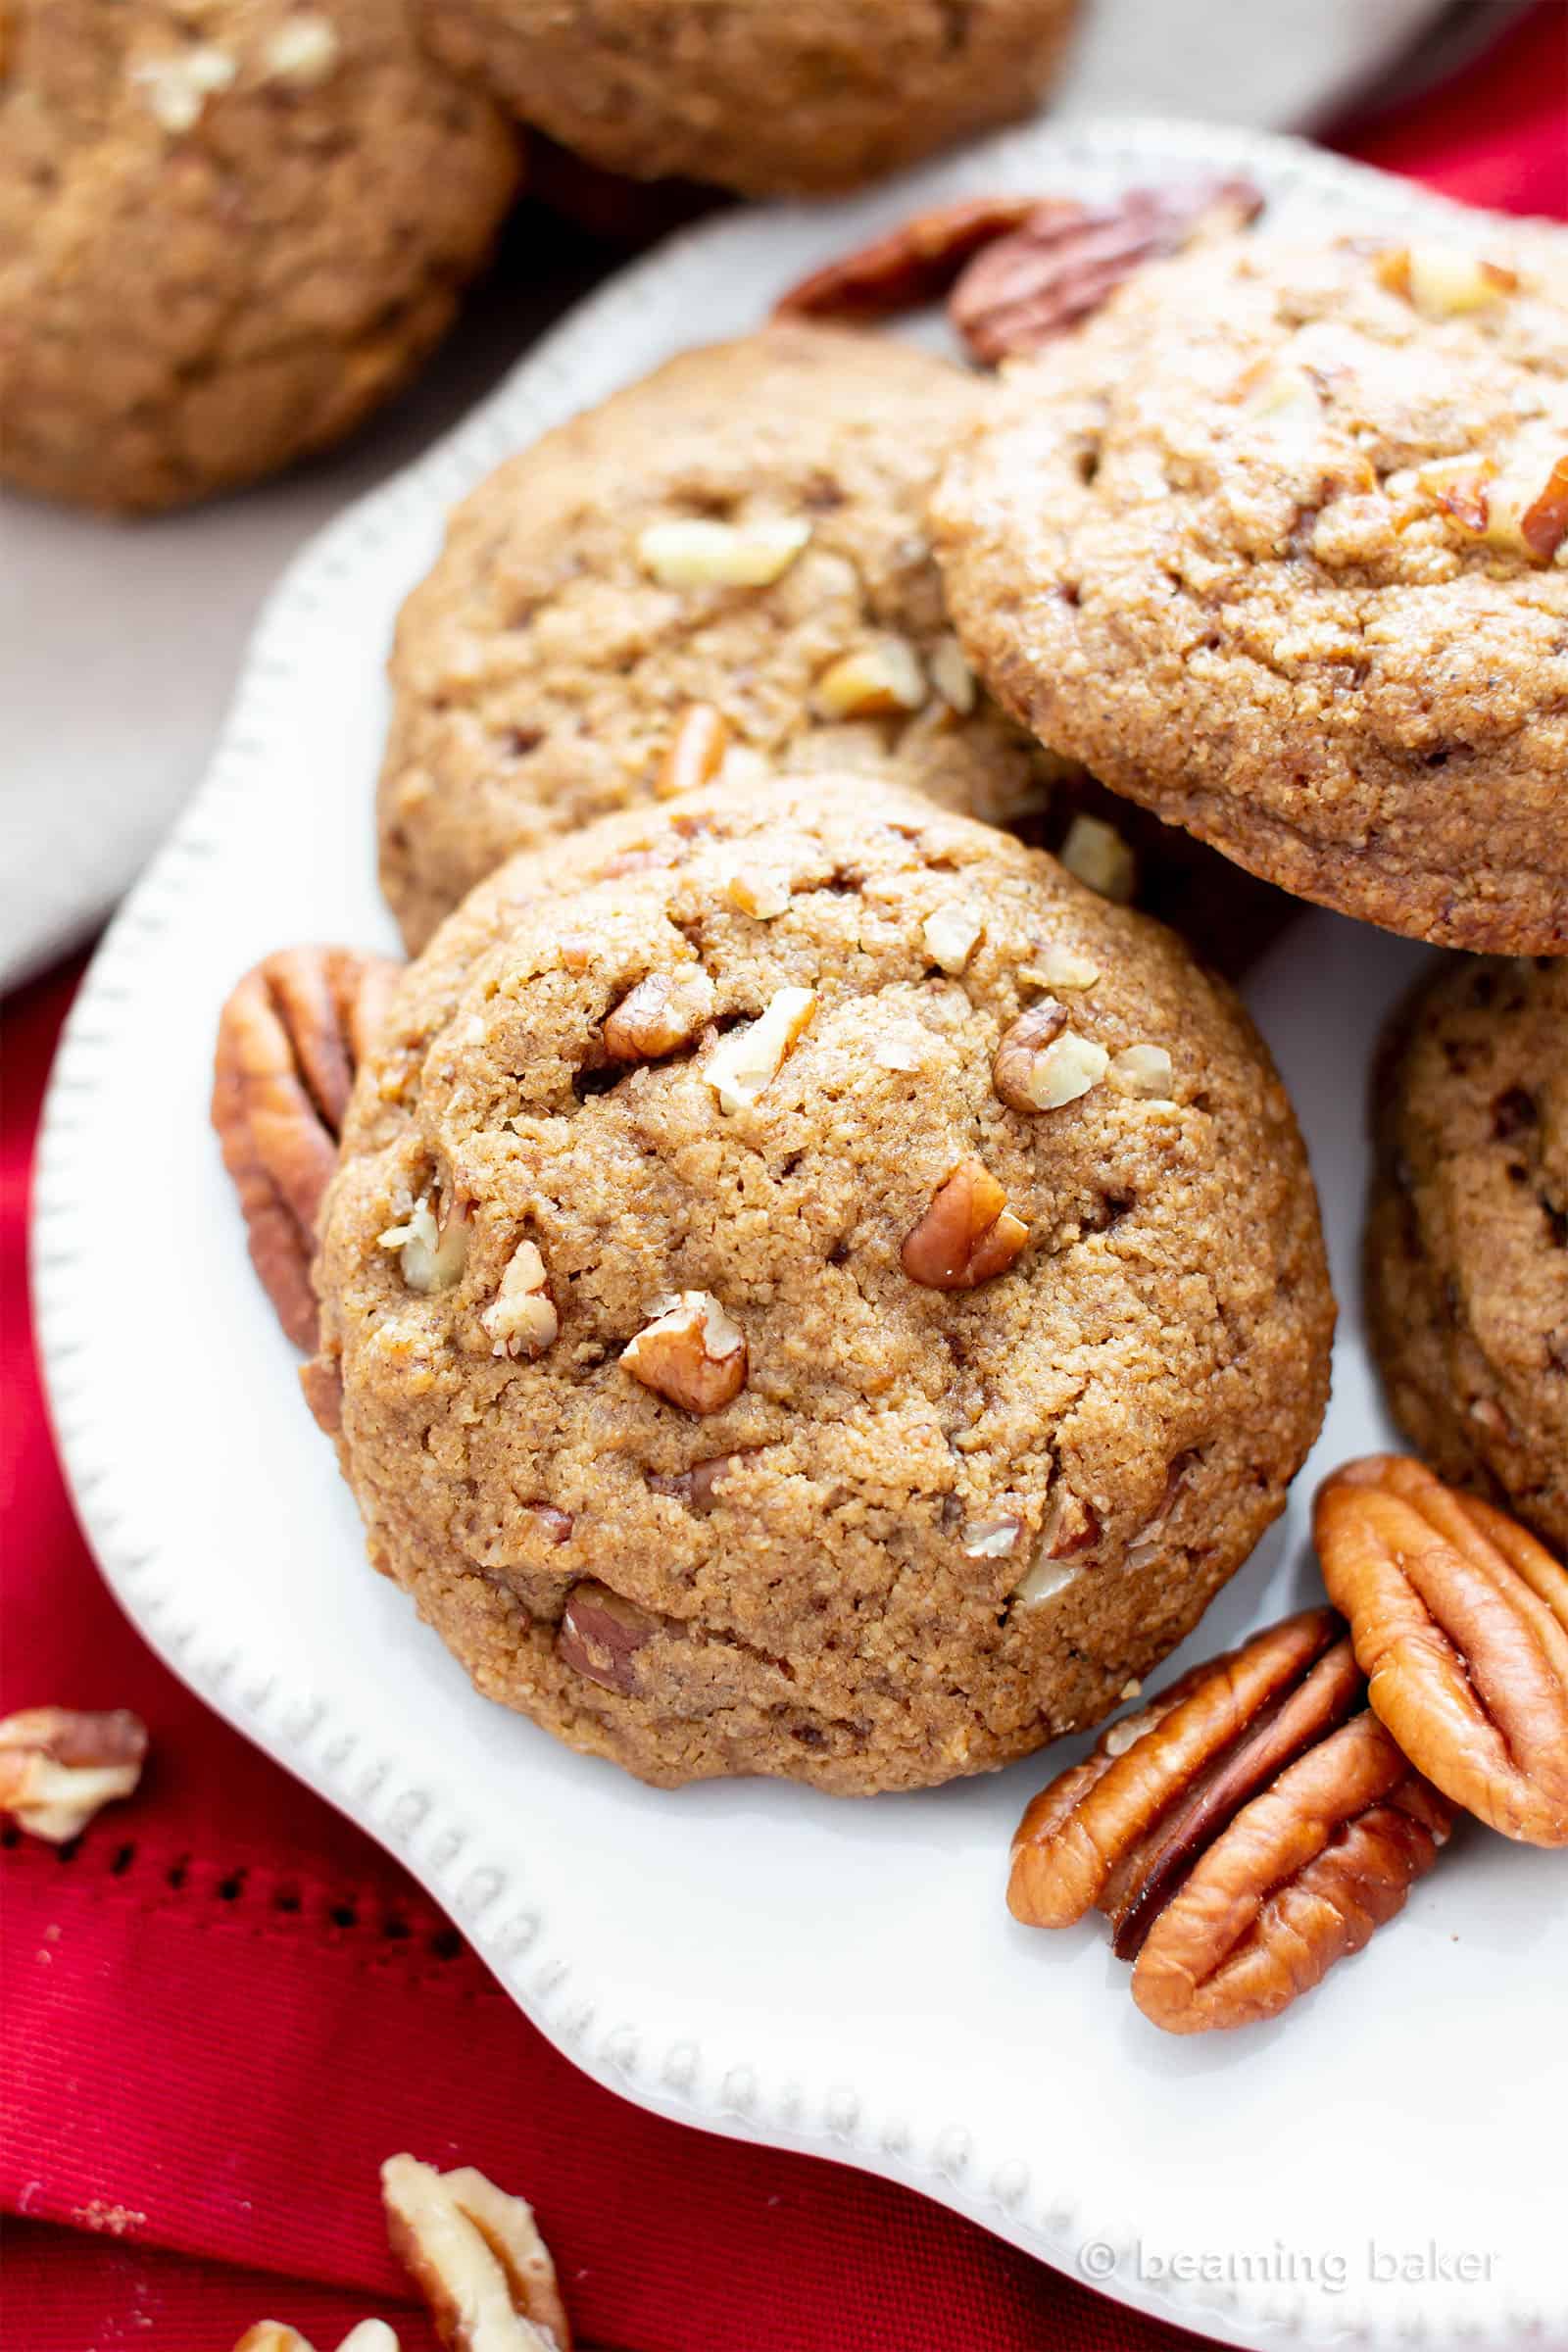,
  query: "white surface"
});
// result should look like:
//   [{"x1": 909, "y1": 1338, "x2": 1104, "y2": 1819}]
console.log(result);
[
  {"x1": 0, "y1": 0, "x2": 1451, "y2": 990},
  {"x1": 33, "y1": 117, "x2": 1565, "y2": 2352}
]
